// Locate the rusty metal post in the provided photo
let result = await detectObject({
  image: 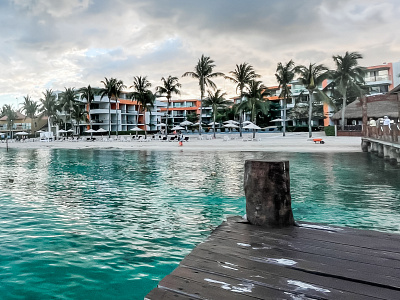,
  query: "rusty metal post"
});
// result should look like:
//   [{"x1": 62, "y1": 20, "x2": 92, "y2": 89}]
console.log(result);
[{"x1": 244, "y1": 160, "x2": 295, "y2": 227}]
